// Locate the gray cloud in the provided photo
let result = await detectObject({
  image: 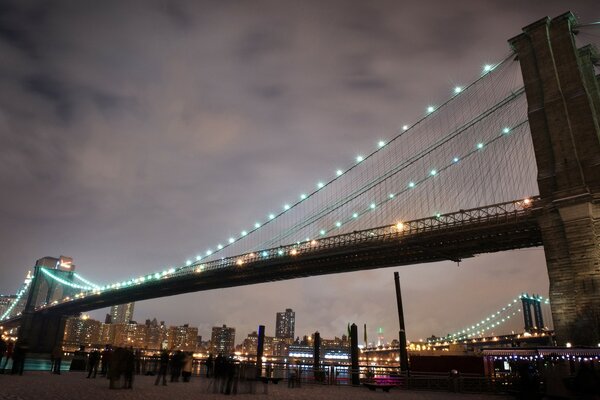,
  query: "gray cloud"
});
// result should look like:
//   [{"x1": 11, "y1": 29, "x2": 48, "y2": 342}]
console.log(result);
[{"x1": 0, "y1": 0, "x2": 597, "y2": 342}]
